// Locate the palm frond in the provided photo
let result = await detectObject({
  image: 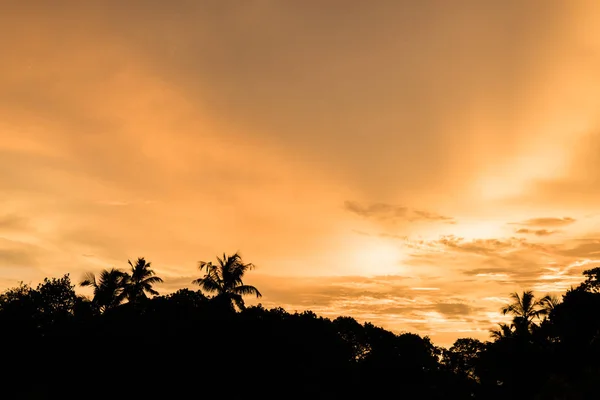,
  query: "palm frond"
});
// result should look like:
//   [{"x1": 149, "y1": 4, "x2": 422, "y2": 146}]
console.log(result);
[
  {"x1": 193, "y1": 277, "x2": 222, "y2": 294},
  {"x1": 233, "y1": 285, "x2": 262, "y2": 298},
  {"x1": 80, "y1": 272, "x2": 97, "y2": 288},
  {"x1": 501, "y1": 304, "x2": 518, "y2": 315},
  {"x1": 198, "y1": 261, "x2": 214, "y2": 273},
  {"x1": 490, "y1": 323, "x2": 513, "y2": 339},
  {"x1": 539, "y1": 294, "x2": 560, "y2": 310},
  {"x1": 232, "y1": 294, "x2": 246, "y2": 311},
  {"x1": 143, "y1": 276, "x2": 163, "y2": 284}
]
